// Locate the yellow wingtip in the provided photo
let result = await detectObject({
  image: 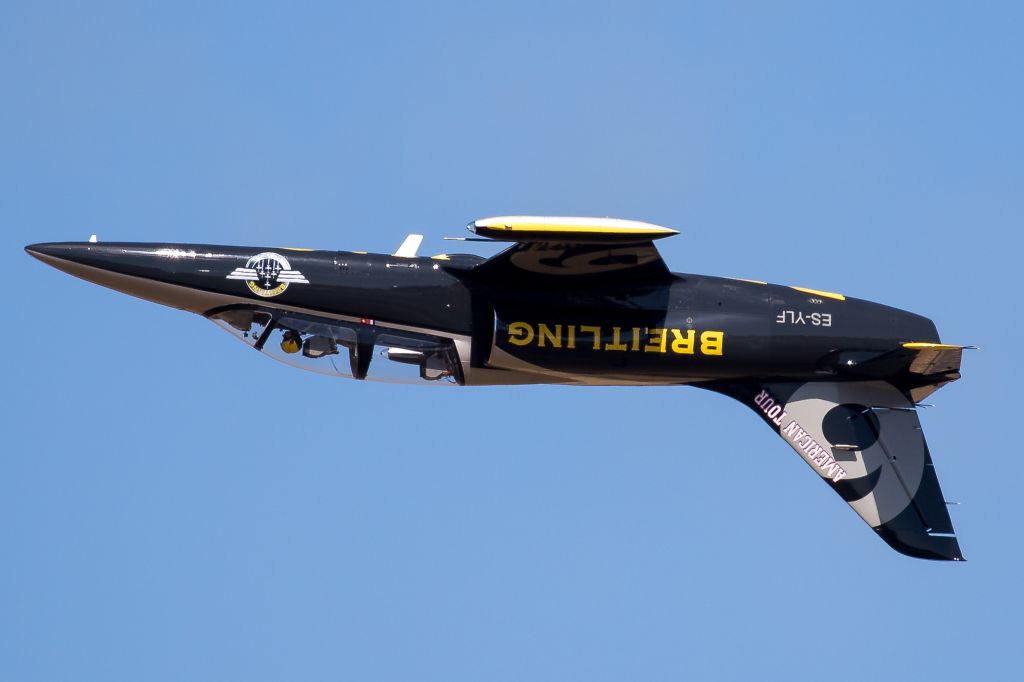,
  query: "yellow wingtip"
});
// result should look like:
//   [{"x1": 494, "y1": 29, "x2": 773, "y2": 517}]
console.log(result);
[{"x1": 902, "y1": 342, "x2": 965, "y2": 350}]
